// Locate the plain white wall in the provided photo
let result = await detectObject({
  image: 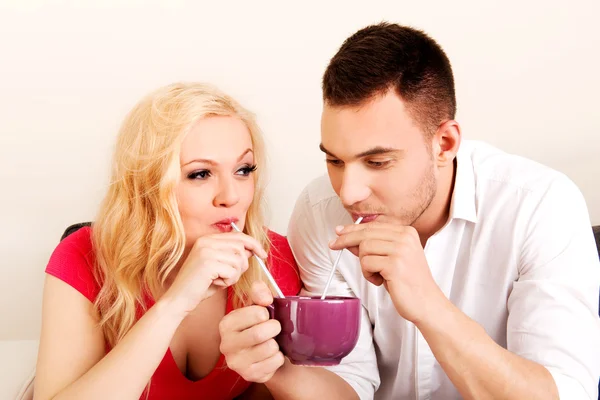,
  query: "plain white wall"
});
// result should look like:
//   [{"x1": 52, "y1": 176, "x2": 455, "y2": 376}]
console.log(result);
[{"x1": 1, "y1": 0, "x2": 599, "y2": 340}]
